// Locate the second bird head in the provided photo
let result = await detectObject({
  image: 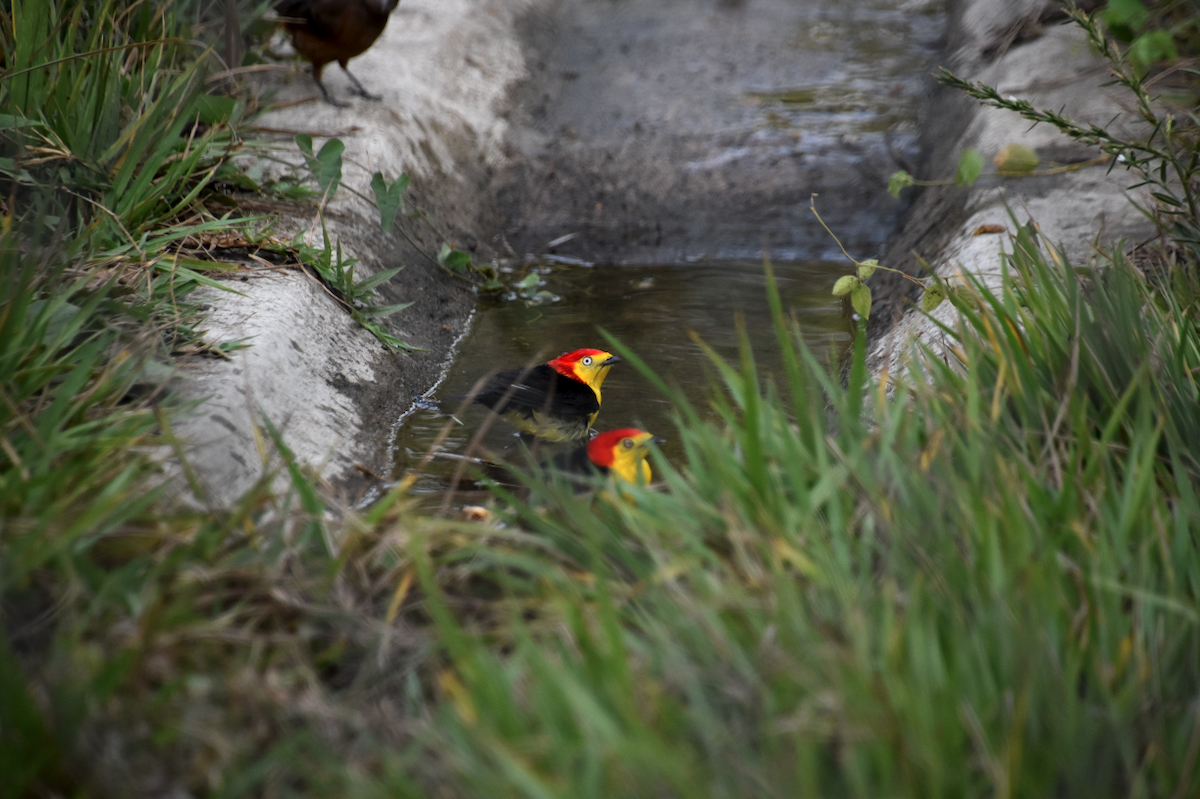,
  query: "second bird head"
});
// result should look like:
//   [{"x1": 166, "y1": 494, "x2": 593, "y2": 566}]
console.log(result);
[{"x1": 588, "y1": 428, "x2": 661, "y2": 485}]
